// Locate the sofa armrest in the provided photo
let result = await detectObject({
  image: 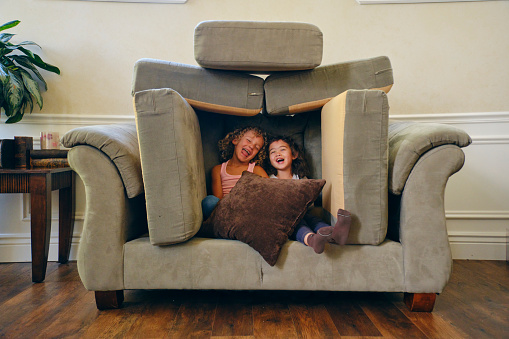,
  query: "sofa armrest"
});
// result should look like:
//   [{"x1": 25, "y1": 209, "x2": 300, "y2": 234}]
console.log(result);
[
  {"x1": 388, "y1": 120, "x2": 471, "y2": 195},
  {"x1": 61, "y1": 122, "x2": 143, "y2": 198},
  {"x1": 67, "y1": 145, "x2": 147, "y2": 291},
  {"x1": 397, "y1": 144, "x2": 466, "y2": 293}
]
